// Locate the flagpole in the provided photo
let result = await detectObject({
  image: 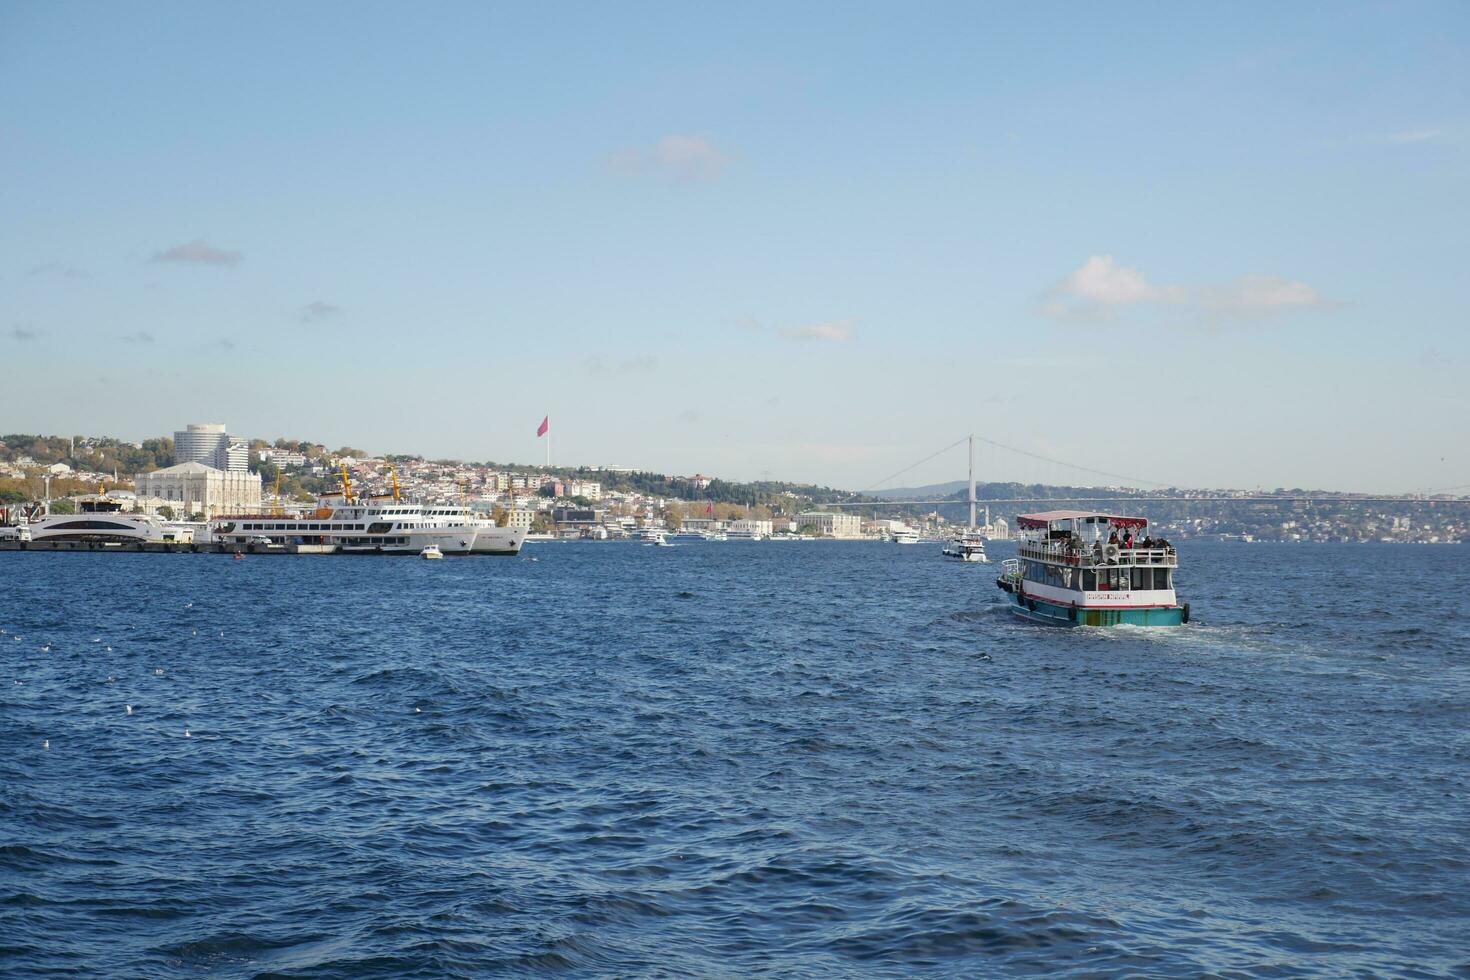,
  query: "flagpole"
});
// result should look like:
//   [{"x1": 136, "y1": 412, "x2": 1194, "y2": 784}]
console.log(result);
[{"x1": 545, "y1": 414, "x2": 551, "y2": 468}]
